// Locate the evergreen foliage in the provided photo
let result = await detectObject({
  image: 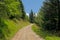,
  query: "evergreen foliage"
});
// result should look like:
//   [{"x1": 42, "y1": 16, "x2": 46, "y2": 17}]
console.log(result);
[
  {"x1": 29, "y1": 10, "x2": 34, "y2": 23},
  {"x1": 35, "y1": 0, "x2": 59, "y2": 33}
]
